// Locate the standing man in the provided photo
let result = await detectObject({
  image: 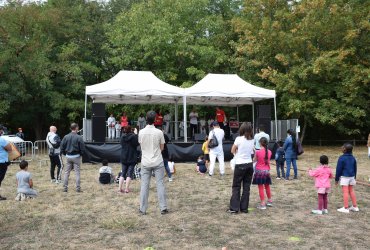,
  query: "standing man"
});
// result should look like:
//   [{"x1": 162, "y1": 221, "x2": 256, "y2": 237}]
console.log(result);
[
  {"x1": 46, "y1": 126, "x2": 63, "y2": 183},
  {"x1": 208, "y1": 121, "x2": 225, "y2": 177},
  {"x1": 189, "y1": 108, "x2": 199, "y2": 140},
  {"x1": 107, "y1": 114, "x2": 116, "y2": 140},
  {"x1": 254, "y1": 124, "x2": 270, "y2": 150},
  {"x1": 163, "y1": 110, "x2": 171, "y2": 135},
  {"x1": 60, "y1": 123, "x2": 86, "y2": 193},
  {"x1": 0, "y1": 125, "x2": 12, "y2": 200},
  {"x1": 215, "y1": 107, "x2": 226, "y2": 130},
  {"x1": 138, "y1": 111, "x2": 168, "y2": 215},
  {"x1": 16, "y1": 128, "x2": 25, "y2": 140}
]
